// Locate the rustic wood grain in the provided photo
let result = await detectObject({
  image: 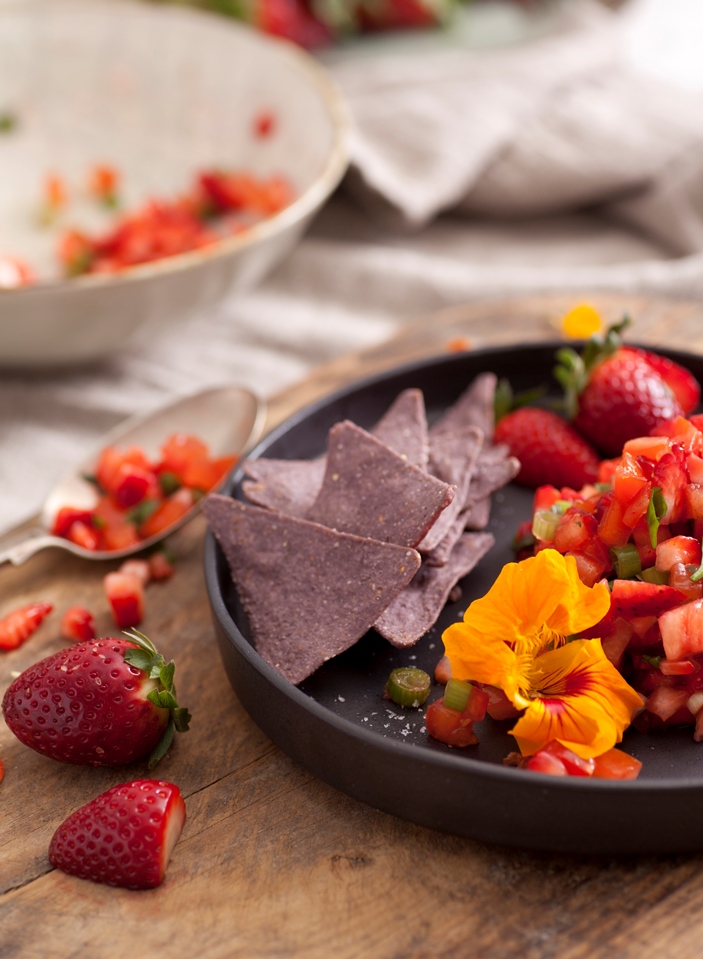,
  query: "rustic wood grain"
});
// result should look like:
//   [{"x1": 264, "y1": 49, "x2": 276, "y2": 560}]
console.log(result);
[{"x1": 3, "y1": 292, "x2": 703, "y2": 959}]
